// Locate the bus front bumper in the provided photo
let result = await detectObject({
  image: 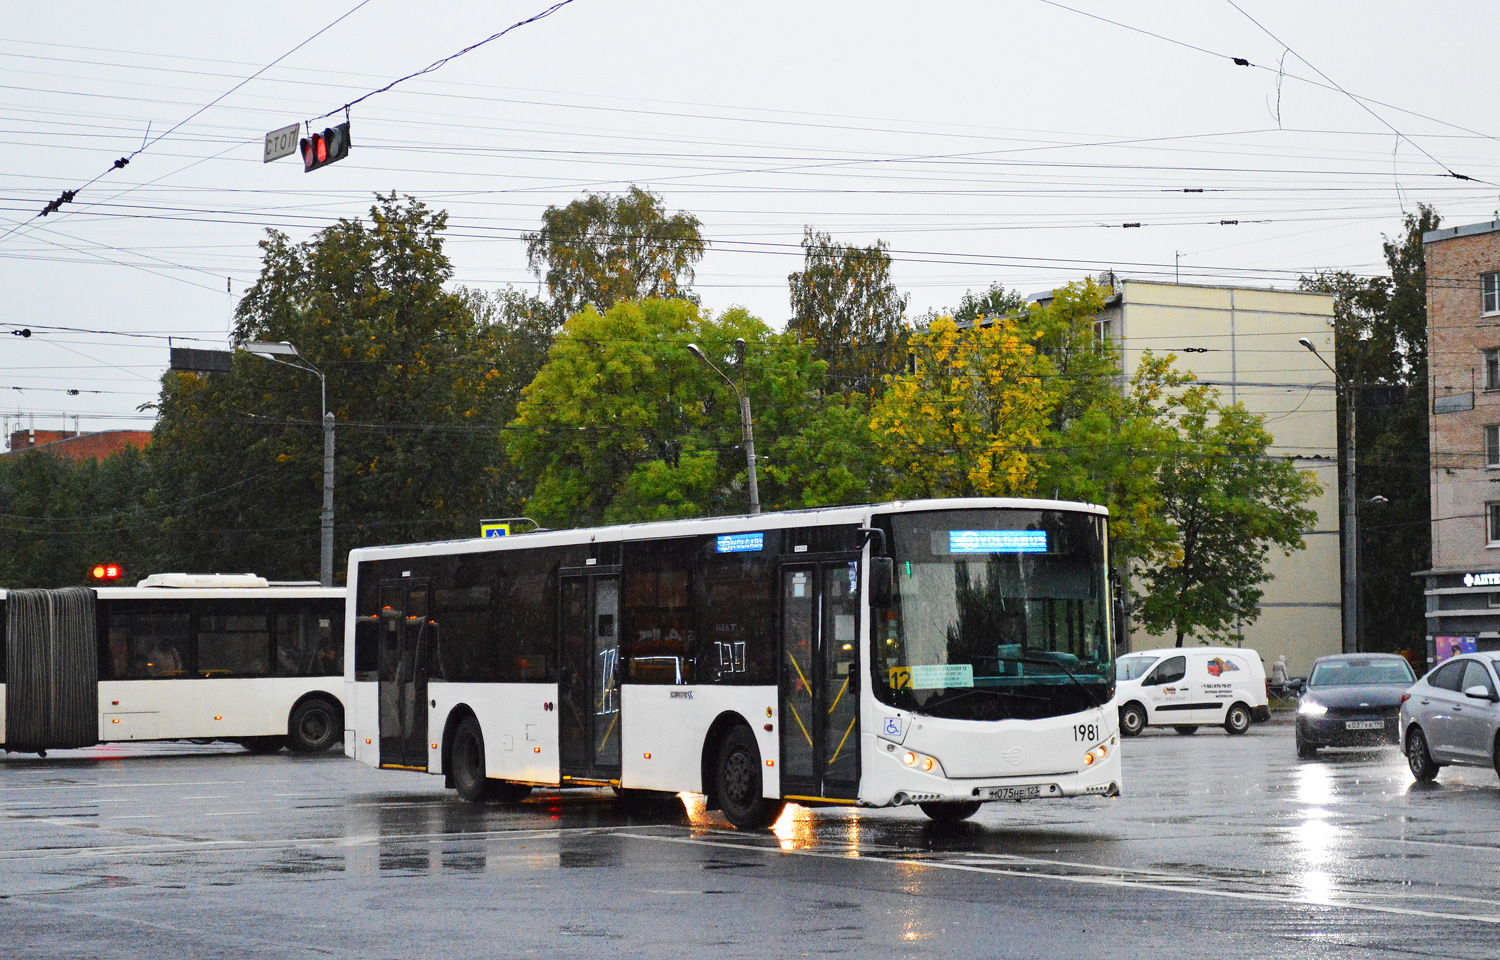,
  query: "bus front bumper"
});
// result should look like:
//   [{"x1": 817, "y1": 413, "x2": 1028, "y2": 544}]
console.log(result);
[{"x1": 865, "y1": 747, "x2": 1122, "y2": 808}]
